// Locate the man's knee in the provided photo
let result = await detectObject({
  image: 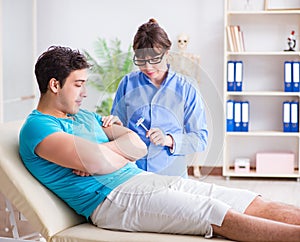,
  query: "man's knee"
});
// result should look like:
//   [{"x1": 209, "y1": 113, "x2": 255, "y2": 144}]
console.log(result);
[{"x1": 244, "y1": 195, "x2": 272, "y2": 216}]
